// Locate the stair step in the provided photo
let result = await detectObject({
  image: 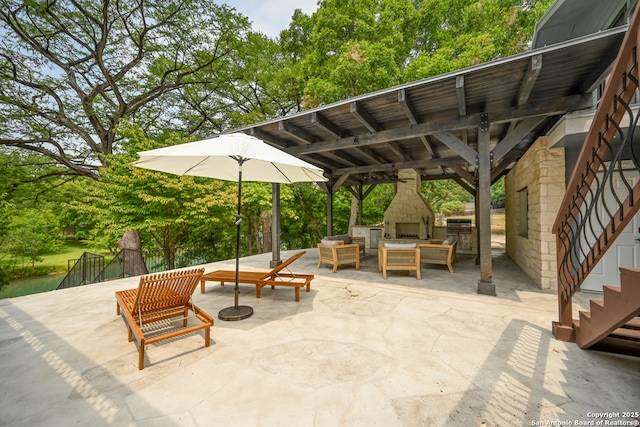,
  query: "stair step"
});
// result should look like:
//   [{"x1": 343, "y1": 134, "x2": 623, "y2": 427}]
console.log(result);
[
  {"x1": 623, "y1": 317, "x2": 640, "y2": 331},
  {"x1": 590, "y1": 336, "x2": 640, "y2": 358},
  {"x1": 578, "y1": 310, "x2": 591, "y2": 323},
  {"x1": 603, "y1": 285, "x2": 622, "y2": 301},
  {"x1": 590, "y1": 299, "x2": 605, "y2": 312},
  {"x1": 609, "y1": 327, "x2": 640, "y2": 343},
  {"x1": 575, "y1": 273, "x2": 640, "y2": 350}
]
